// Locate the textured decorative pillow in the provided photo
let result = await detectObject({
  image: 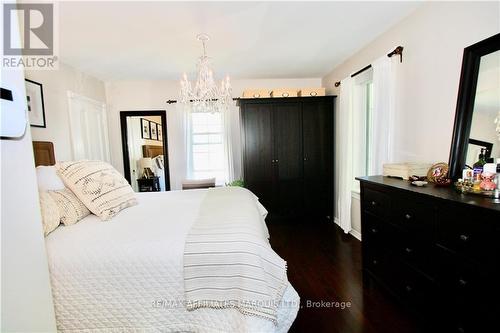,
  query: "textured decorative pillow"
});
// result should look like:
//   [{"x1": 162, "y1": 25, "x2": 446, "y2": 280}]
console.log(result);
[
  {"x1": 48, "y1": 188, "x2": 91, "y2": 225},
  {"x1": 39, "y1": 191, "x2": 61, "y2": 236},
  {"x1": 56, "y1": 160, "x2": 138, "y2": 220}
]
